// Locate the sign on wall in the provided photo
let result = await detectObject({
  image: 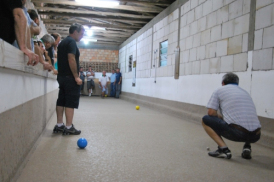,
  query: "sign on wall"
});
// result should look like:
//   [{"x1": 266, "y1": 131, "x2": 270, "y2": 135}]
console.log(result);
[{"x1": 132, "y1": 60, "x2": 136, "y2": 87}]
